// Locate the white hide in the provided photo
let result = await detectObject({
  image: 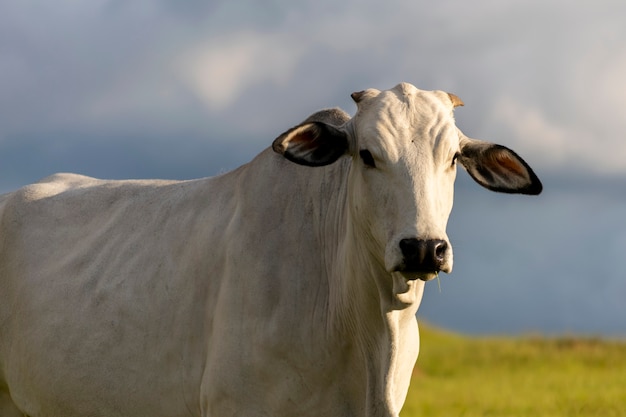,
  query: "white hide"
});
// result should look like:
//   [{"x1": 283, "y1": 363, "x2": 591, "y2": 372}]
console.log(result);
[{"x1": 0, "y1": 83, "x2": 541, "y2": 417}]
